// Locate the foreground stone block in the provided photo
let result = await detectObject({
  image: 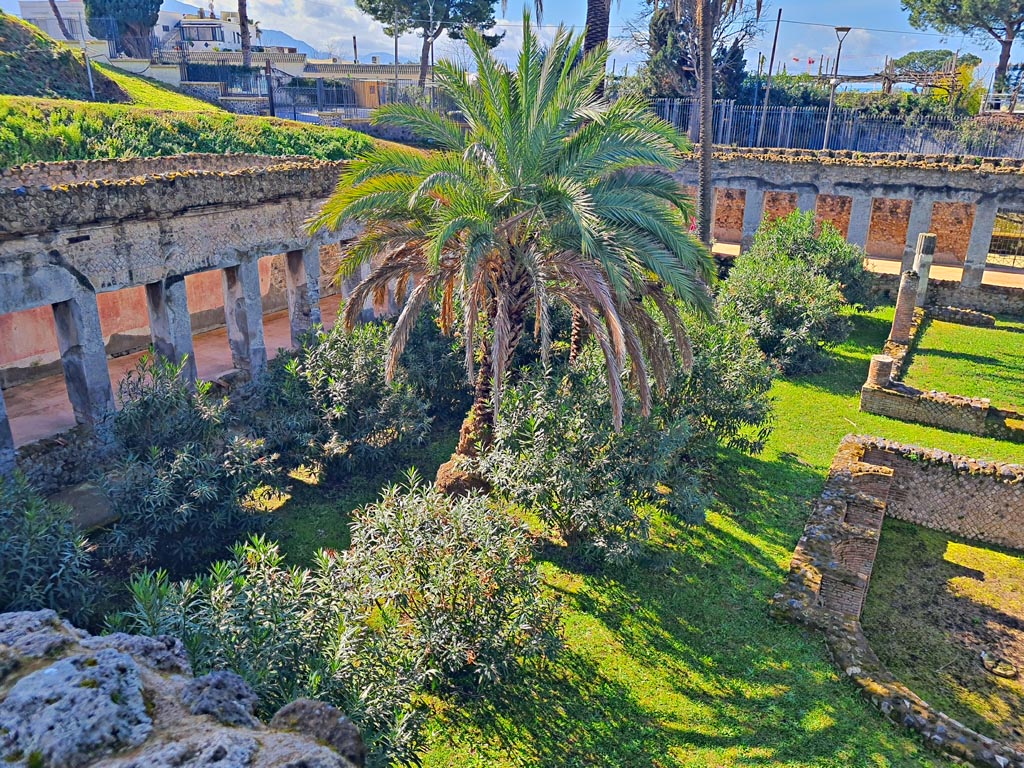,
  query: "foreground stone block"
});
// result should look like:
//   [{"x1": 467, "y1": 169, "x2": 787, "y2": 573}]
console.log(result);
[{"x1": 0, "y1": 611, "x2": 364, "y2": 768}]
